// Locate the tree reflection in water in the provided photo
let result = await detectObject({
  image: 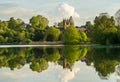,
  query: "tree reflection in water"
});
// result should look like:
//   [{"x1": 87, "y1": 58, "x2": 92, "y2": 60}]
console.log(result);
[
  {"x1": 0, "y1": 46, "x2": 120, "y2": 79},
  {"x1": 86, "y1": 47, "x2": 120, "y2": 79}
]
